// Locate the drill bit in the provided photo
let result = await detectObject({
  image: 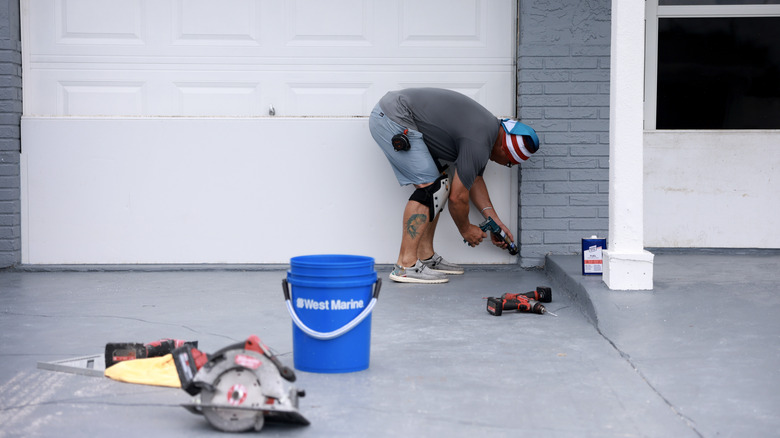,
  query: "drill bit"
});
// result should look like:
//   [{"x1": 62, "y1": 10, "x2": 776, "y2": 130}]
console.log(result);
[{"x1": 537, "y1": 302, "x2": 557, "y2": 317}]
